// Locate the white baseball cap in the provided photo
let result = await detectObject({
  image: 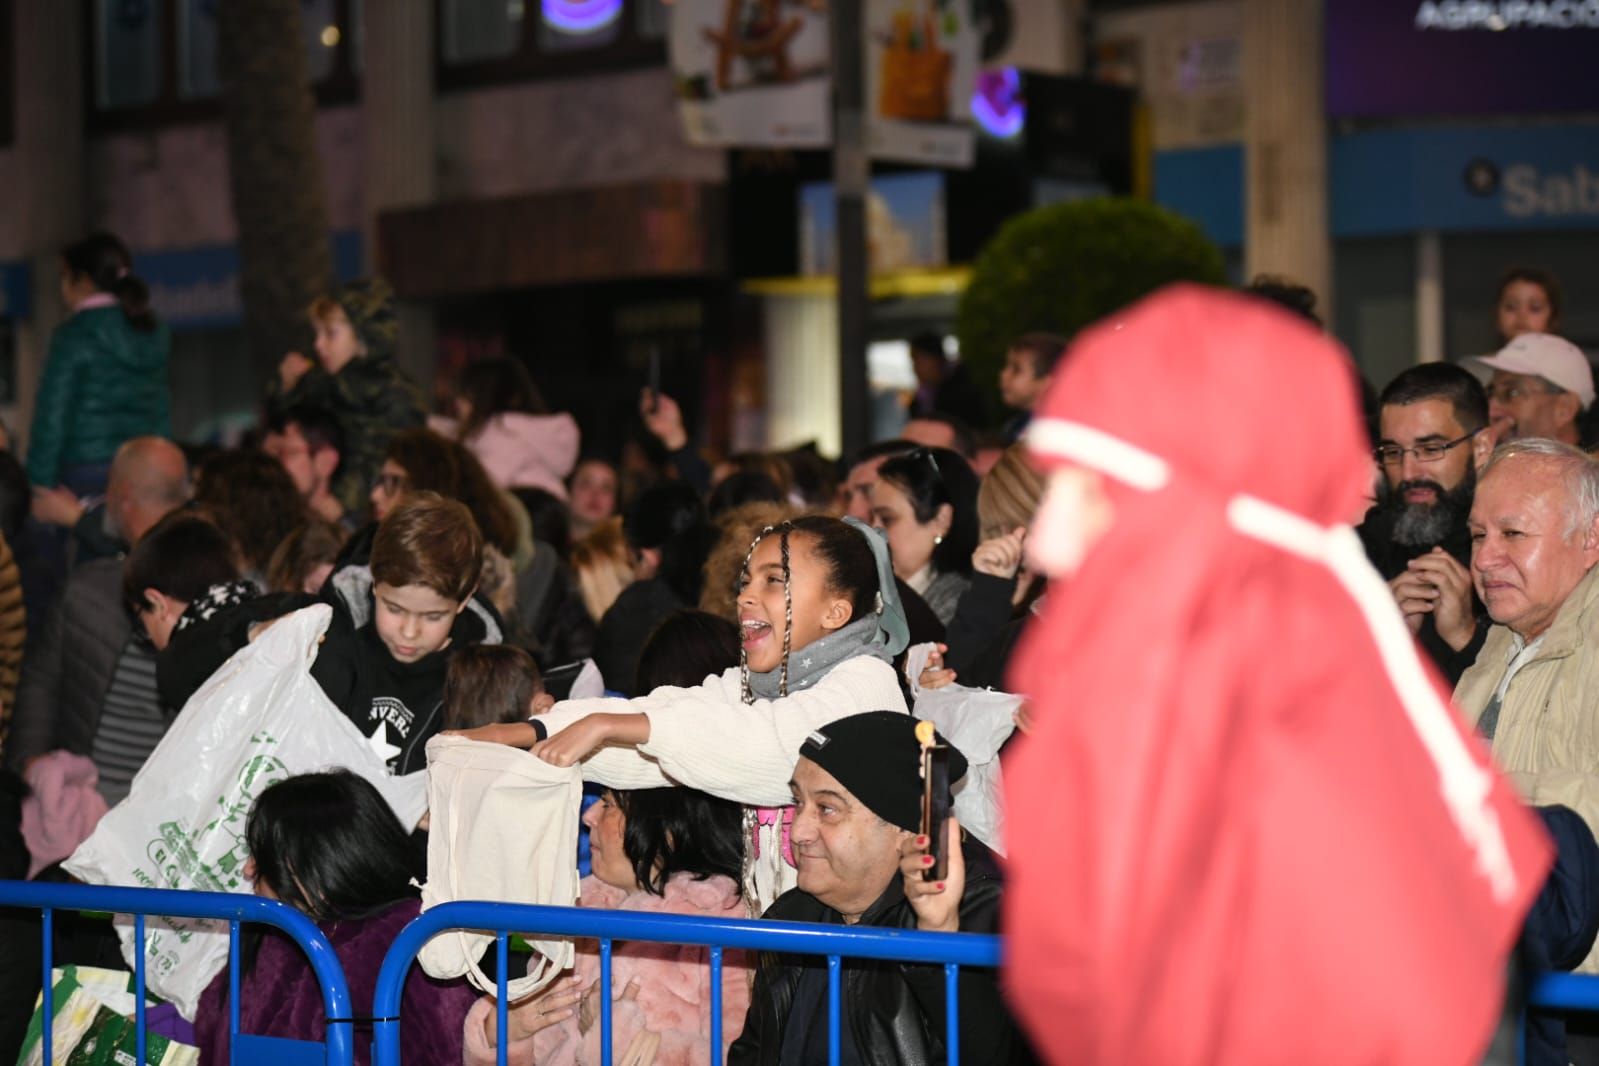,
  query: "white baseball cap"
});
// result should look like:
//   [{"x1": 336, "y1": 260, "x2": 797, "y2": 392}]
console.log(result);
[{"x1": 1476, "y1": 333, "x2": 1596, "y2": 410}]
